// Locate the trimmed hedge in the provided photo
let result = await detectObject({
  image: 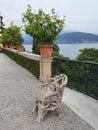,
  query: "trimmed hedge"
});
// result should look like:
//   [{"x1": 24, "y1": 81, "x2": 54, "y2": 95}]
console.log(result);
[
  {"x1": 52, "y1": 57, "x2": 98, "y2": 99},
  {"x1": 3, "y1": 49, "x2": 39, "y2": 78}
]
